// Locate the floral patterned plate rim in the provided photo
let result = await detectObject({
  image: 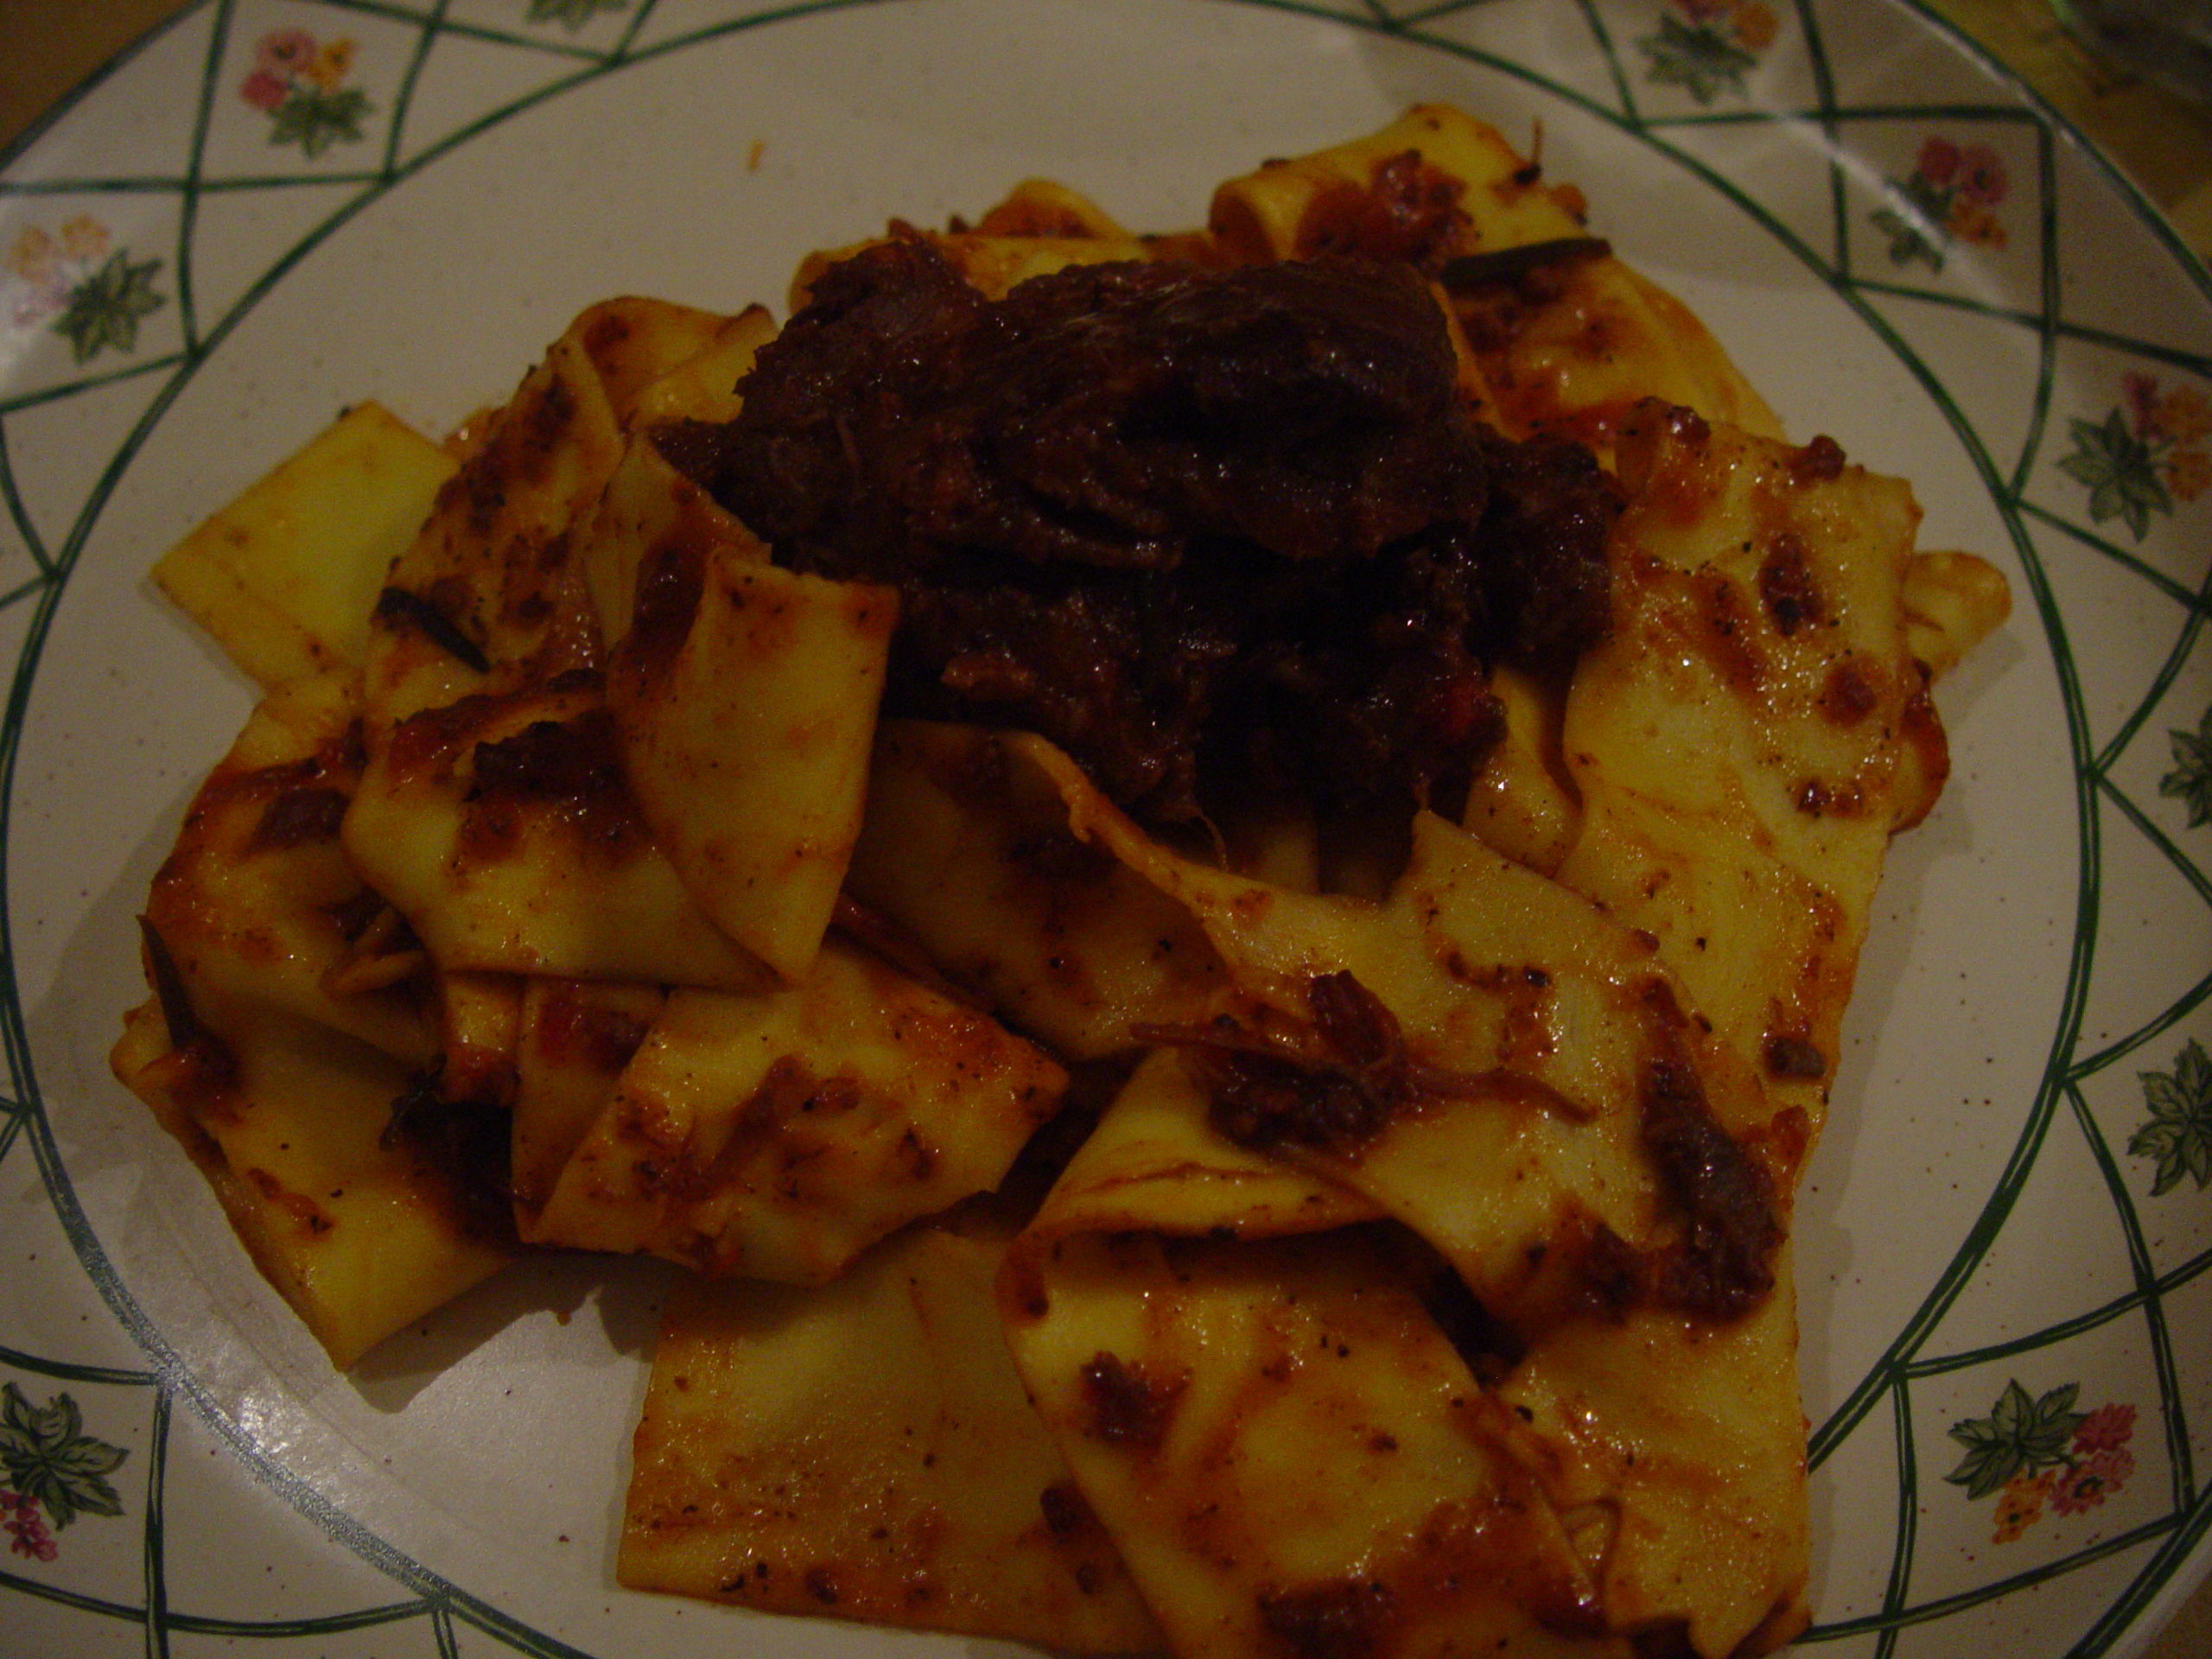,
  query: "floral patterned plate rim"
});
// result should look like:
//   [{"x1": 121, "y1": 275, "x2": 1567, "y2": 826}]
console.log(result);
[{"x1": 3, "y1": 2, "x2": 2210, "y2": 1656}]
